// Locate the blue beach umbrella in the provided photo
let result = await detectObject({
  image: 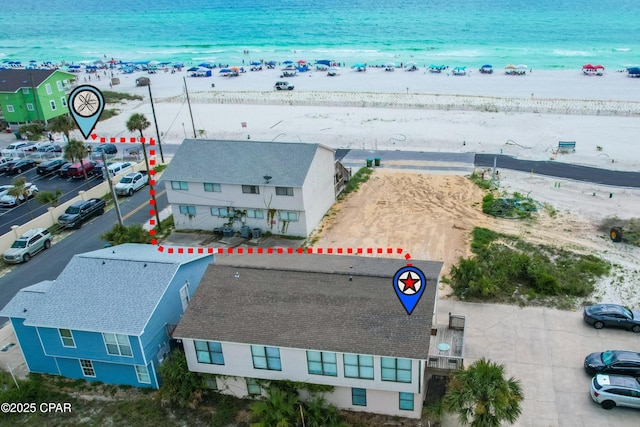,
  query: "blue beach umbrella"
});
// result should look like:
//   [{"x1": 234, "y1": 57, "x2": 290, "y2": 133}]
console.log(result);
[
  {"x1": 481, "y1": 64, "x2": 492, "y2": 68},
  {"x1": 219, "y1": 68, "x2": 231, "y2": 73},
  {"x1": 282, "y1": 60, "x2": 293, "y2": 65},
  {"x1": 250, "y1": 61, "x2": 261, "y2": 66}
]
